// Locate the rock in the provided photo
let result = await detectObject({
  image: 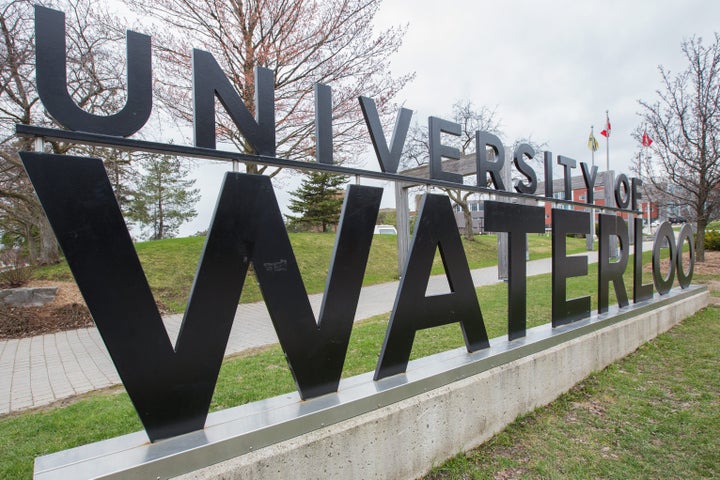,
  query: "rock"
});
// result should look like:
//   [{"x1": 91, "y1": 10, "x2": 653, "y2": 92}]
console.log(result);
[{"x1": 0, "y1": 287, "x2": 58, "y2": 307}]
